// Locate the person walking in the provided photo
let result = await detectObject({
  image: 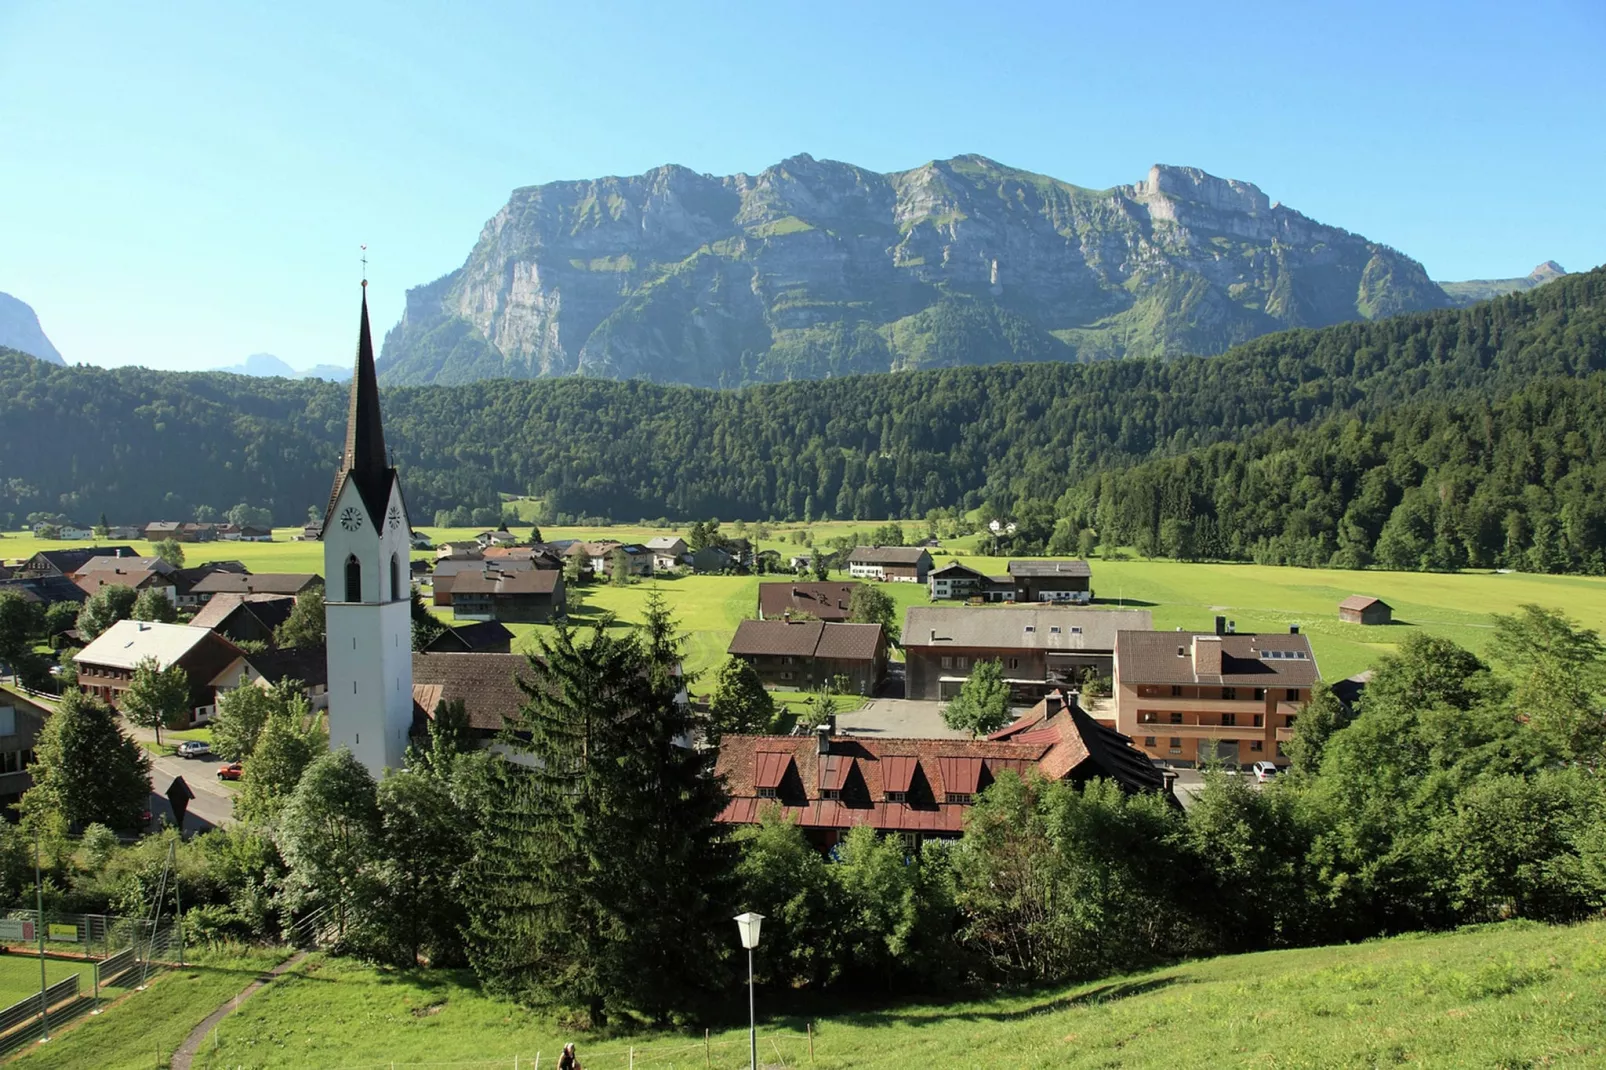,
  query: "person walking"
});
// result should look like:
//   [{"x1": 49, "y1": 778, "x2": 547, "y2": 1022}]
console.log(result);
[{"x1": 557, "y1": 1042, "x2": 583, "y2": 1070}]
